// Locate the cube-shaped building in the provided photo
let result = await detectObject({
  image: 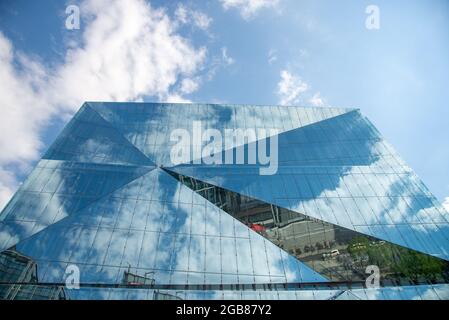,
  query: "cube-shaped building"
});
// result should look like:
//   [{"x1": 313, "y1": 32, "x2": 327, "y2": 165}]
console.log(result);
[{"x1": 1, "y1": 102, "x2": 448, "y2": 300}]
